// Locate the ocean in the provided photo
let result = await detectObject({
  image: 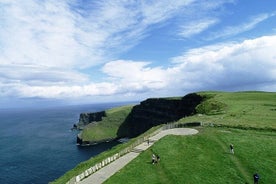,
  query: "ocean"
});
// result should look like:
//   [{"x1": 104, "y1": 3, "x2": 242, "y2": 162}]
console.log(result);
[{"x1": 0, "y1": 102, "x2": 130, "y2": 184}]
